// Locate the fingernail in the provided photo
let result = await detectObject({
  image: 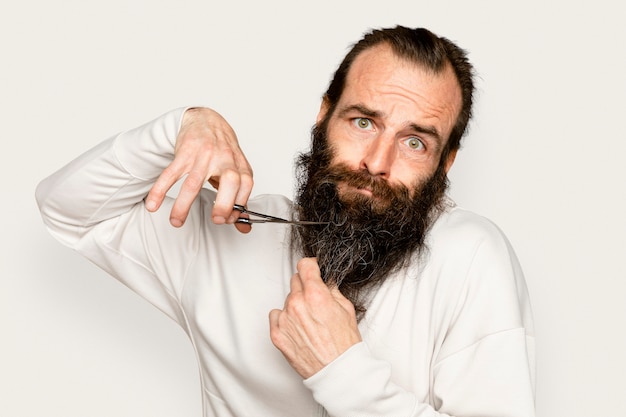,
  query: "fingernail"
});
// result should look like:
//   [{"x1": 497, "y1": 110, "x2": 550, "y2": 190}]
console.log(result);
[
  {"x1": 145, "y1": 200, "x2": 156, "y2": 211},
  {"x1": 227, "y1": 214, "x2": 237, "y2": 224},
  {"x1": 213, "y1": 216, "x2": 226, "y2": 225},
  {"x1": 170, "y1": 218, "x2": 183, "y2": 228}
]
